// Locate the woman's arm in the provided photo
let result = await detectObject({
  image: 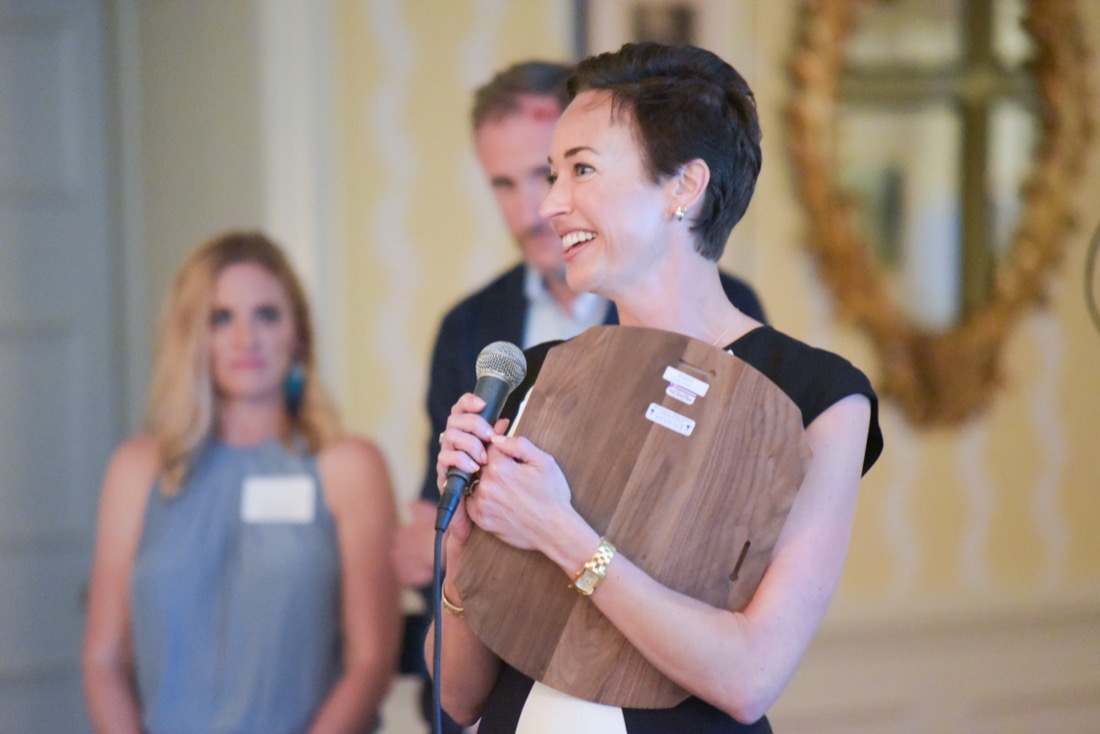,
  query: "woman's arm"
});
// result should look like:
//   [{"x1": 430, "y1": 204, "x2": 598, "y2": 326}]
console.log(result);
[
  {"x1": 82, "y1": 436, "x2": 160, "y2": 734},
  {"x1": 391, "y1": 498, "x2": 438, "y2": 588},
  {"x1": 421, "y1": 393, "x2": 510, "y2": 724},
  {"x1": 472, "y1": 393, "x2": 872, "y2": 723},
  {"x1": 309, "y1": 436, "x2": 403, "y2": 734},
  {"x1": 423, "y1": 499, "x2": 502, "y2": 725}
]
